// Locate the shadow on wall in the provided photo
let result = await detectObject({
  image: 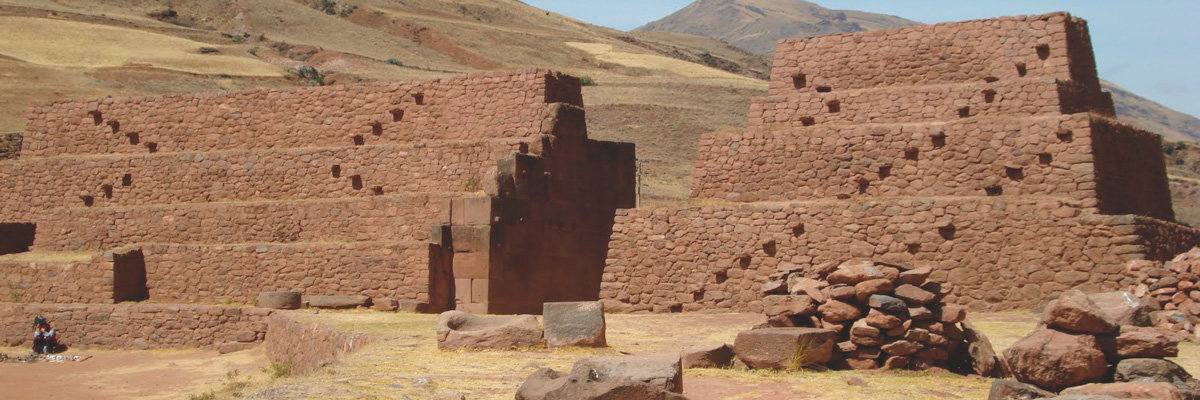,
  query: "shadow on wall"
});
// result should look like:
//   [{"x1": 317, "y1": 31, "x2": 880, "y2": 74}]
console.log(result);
[{"x1": 0, "y1": 223, "x2": 35, "y2": 255}]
